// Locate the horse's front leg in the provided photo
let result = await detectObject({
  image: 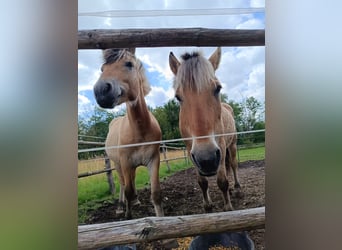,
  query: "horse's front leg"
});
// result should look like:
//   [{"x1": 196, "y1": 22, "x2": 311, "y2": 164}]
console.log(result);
[
  {"x1": 228, "y1": 144, "x2": 243, "y2": 198},
  {"x1": 120, "y1": 159, "x2": 137, "y2": 219},
  {"x1": 130, "y1": 170, "x2": 141, "y2": 207},
  {"x1": 147, "y1": 152, "x2": 164, "y2": 217},
  {"x1": 217, "y1": 163, "x2": 233, "y2": 211},
  {"x1": 114, "y1": 164, "x2": 126, "y2": 215},
  {"x1": 197, "y1": 174, "x2": 213, "y2": 212}
]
